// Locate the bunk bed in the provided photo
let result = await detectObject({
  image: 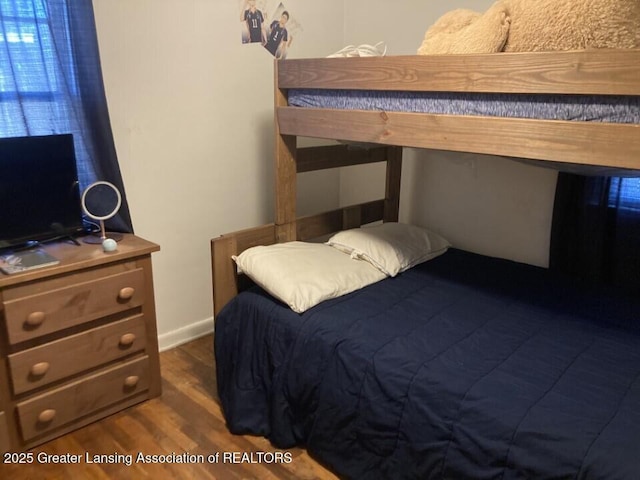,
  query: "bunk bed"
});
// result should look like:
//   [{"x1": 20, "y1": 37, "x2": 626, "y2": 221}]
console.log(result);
[{"x1": 211, "y1": 50, "x2": 640, "y2": 479}]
